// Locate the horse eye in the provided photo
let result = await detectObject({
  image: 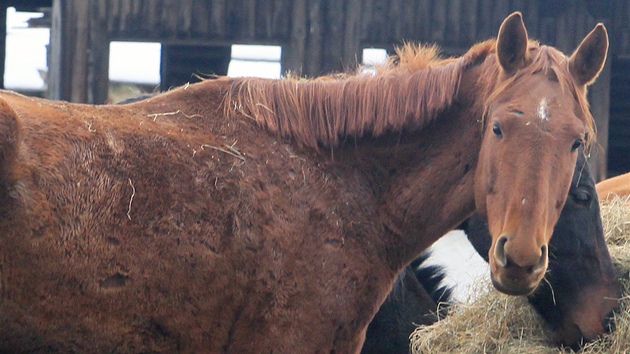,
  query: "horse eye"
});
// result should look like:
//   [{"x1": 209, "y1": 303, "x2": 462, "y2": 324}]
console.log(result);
[
  {"x1": 571, "y1": 188, "x2": 591, "y2": 205},
  {"x1": 492, "y1": 123, "x2": 503, "y2": 137},
  {"x1": 571, "y1": 138, "x2": 583, "y2": 151}
]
